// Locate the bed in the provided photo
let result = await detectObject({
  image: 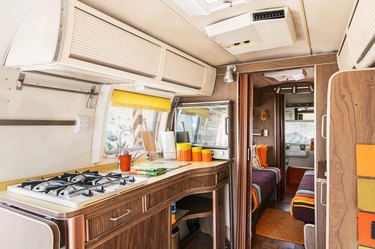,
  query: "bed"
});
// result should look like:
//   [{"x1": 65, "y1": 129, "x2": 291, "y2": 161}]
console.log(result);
[
  {"x1": 290, "y1": 170, "x2": 315, "y2": 224},
  {"x1": 251, "y1": 167, "x2": 281, "y2": 212}
]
